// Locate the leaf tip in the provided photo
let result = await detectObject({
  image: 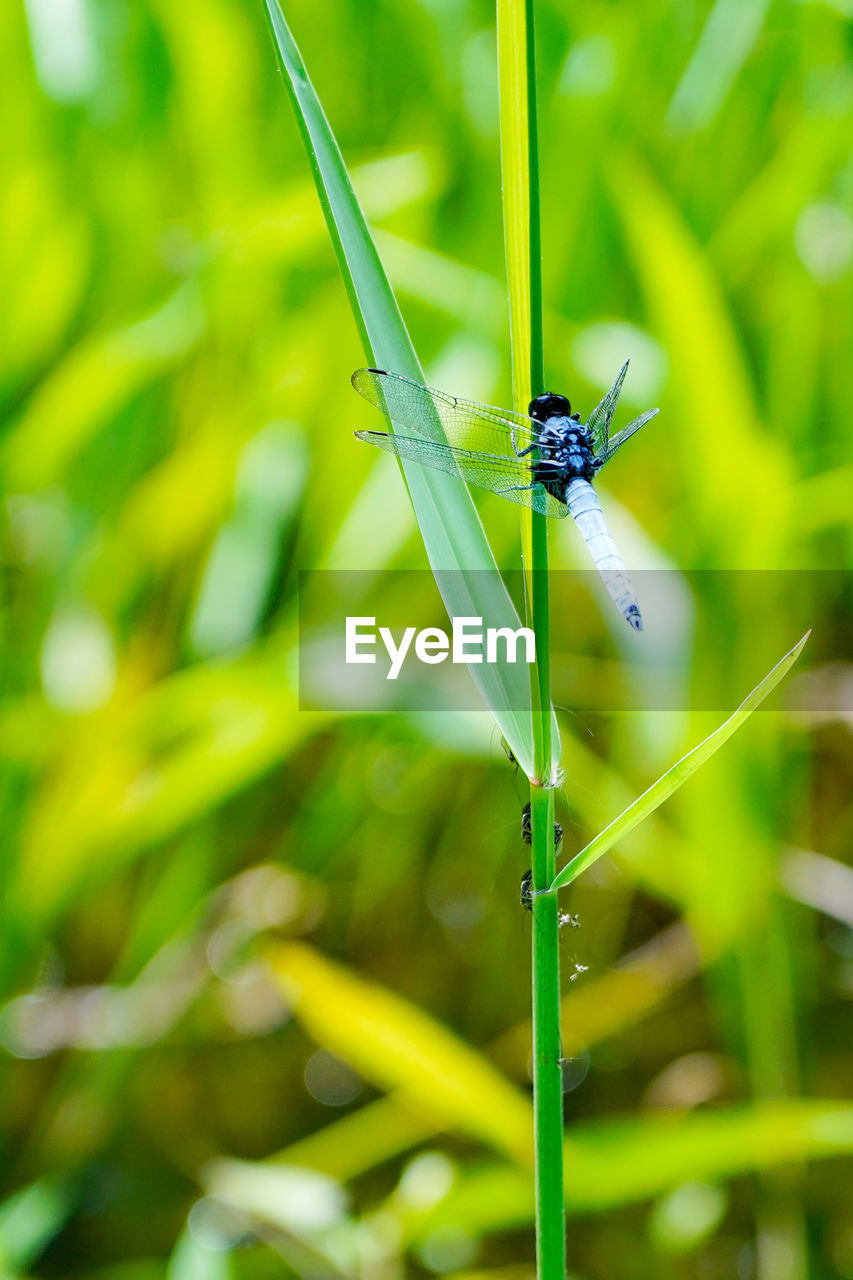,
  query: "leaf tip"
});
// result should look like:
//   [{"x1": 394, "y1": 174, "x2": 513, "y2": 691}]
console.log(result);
[{"x1": 792, "y1": 629, "x2": 812, "y2": 658}]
